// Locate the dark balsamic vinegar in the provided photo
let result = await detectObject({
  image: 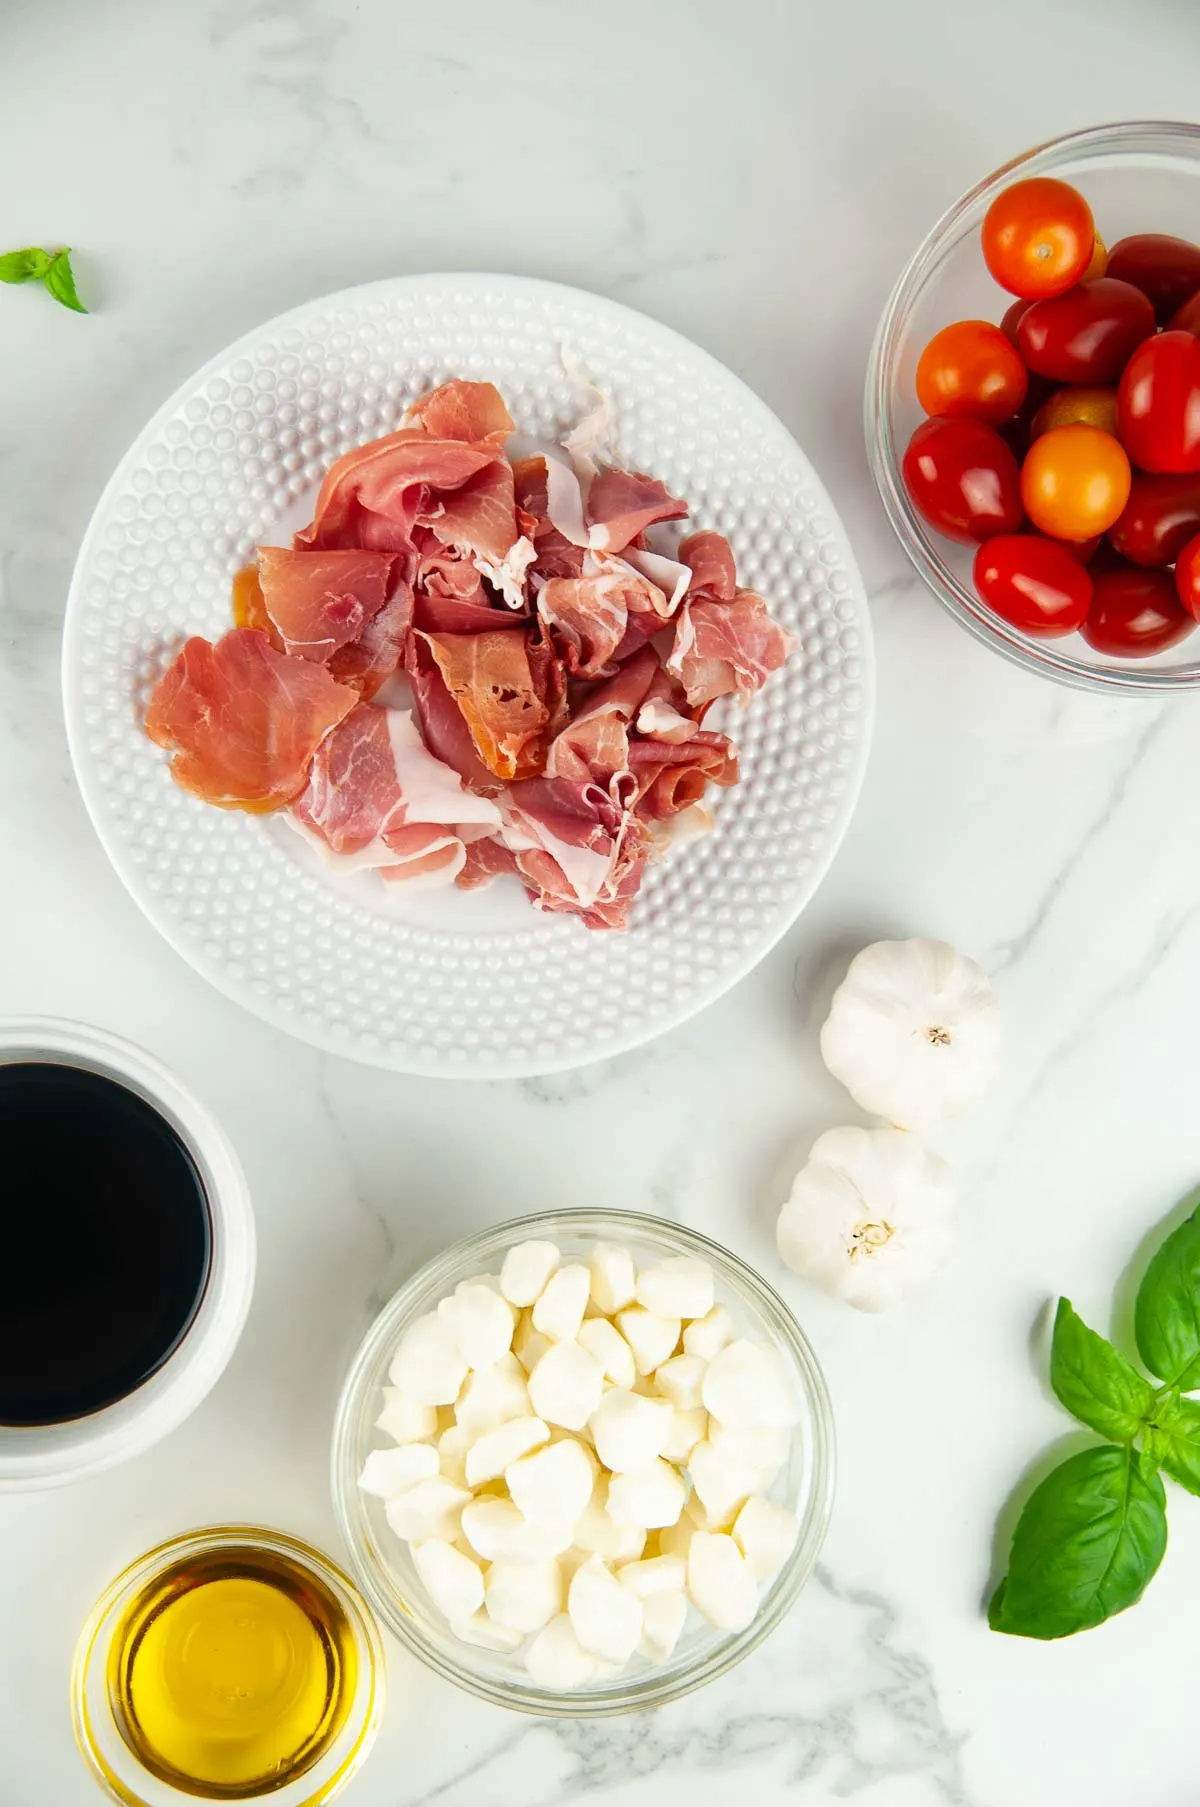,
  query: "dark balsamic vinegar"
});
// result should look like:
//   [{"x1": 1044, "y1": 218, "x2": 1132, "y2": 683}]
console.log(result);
[{"x1": 0, "y1": 1063, "x2": 212, "y2": 1425}]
